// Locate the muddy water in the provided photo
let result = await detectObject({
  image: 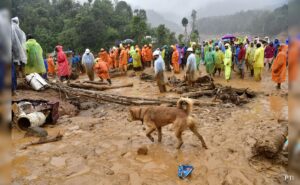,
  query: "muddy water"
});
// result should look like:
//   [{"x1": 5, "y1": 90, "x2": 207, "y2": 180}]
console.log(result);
[{"x1": 11, "y1": 67, "x2": 288, "y2": 185}]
